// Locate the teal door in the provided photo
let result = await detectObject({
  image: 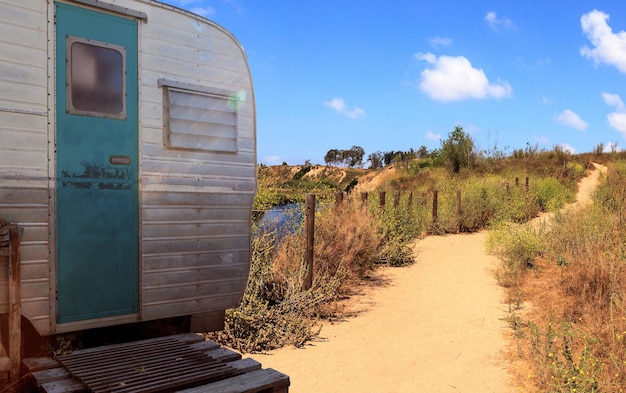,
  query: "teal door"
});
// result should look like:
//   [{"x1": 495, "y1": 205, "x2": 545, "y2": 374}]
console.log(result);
[{"x1": 55, "y1": 3, "x2": 139, "y2": 323}]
